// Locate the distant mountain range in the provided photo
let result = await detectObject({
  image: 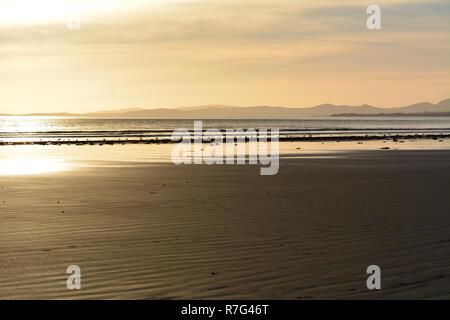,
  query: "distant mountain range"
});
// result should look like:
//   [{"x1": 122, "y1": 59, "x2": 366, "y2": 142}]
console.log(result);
[
  {"x1": 3, "y1": 99, "x2": 450, "y2": 119},
  {"x1": 333, "y1": 112, "x2": 450, "y2": 117}
]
